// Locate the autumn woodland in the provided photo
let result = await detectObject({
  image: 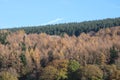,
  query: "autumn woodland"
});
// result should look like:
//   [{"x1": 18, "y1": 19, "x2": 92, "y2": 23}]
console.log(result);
[{"x1": 0, "y1": 18, "x2": 120, "y2": 80}]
